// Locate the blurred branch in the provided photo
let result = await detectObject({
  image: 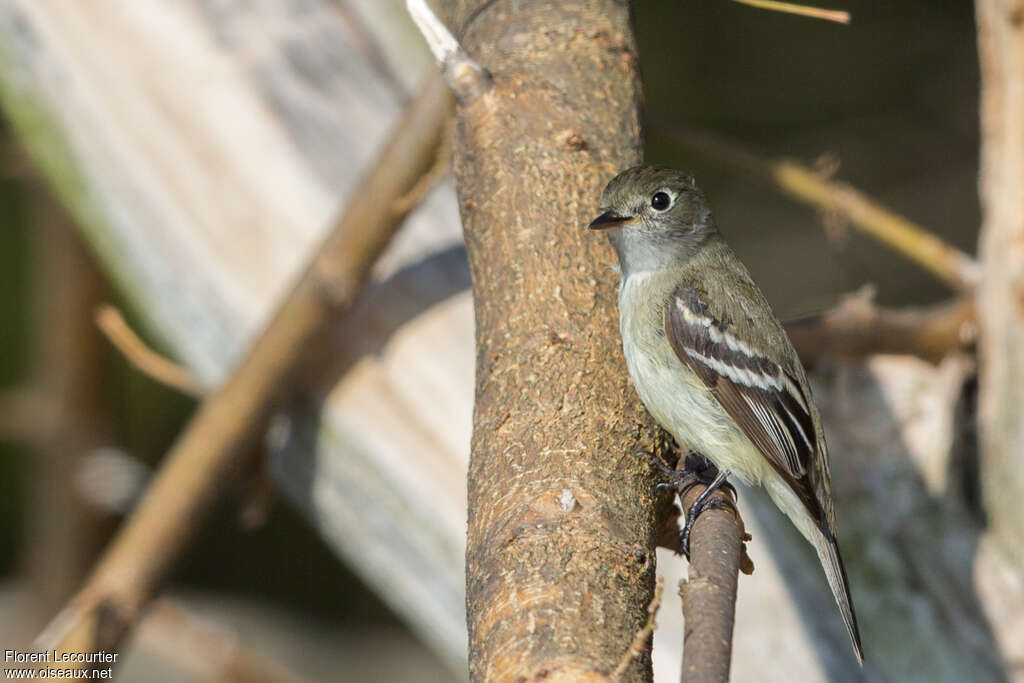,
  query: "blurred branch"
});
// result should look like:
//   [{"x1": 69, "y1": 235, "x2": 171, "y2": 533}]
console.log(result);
[
  {"x1": 729, "y1": 0, "x2": 850, "y2": 24},
  {"x1": 785, "y1": 289, "x2": 977, "y2": 367},
  {"x1": 19, "y1": 189, "x2": 114, "y2": 624},
  {"x1": 95, "y1": 304, "x2": 207, "y2": 397},
  {"x1": 35, "y1": 72, "x2": 454, "y2": 665},
  {"x1": 0, "y1": 388, "x2": 57, "y2": 443},
  {"x1": 976, "y1": 0, "x2": 1024, "y2": 575},
  {"x1": 652, "y1": 121, "x2": 981, "y2": 291},
  {"x1": 678, "y1": 472, "x2": 747, "y2": 683},
  {"x1": 138, "y1": 600, "x2": 307, "y2": 683}
]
